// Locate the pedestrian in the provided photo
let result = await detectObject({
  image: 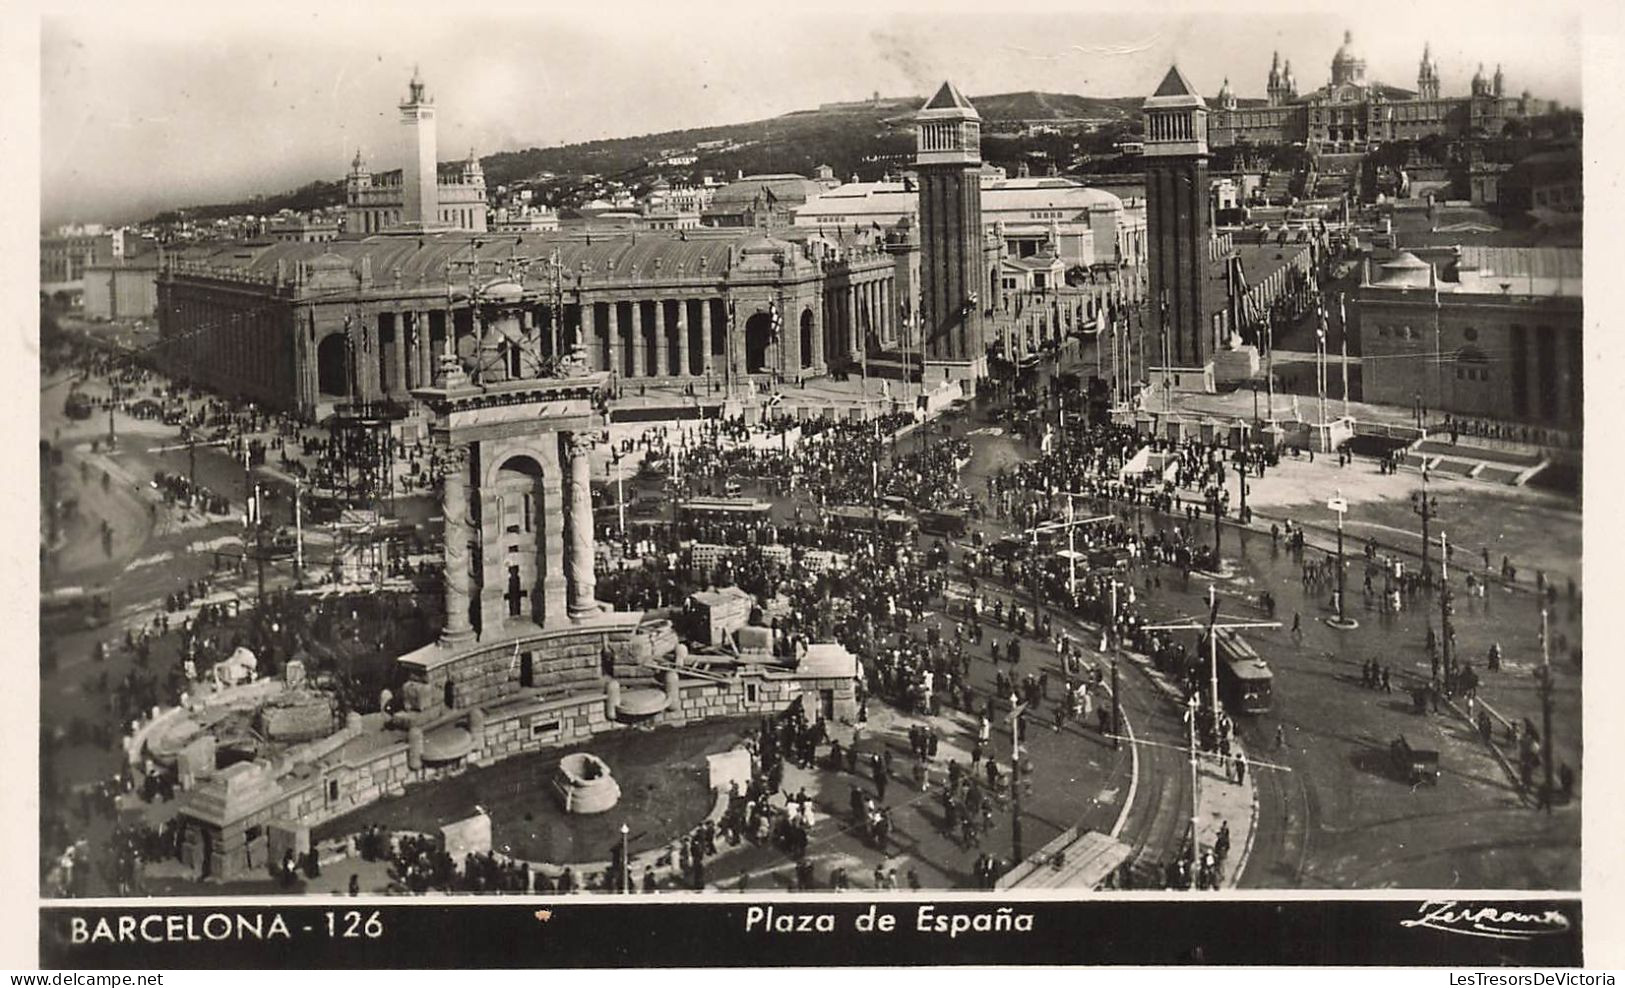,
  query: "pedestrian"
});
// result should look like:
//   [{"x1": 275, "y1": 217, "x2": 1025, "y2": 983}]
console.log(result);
[
  {"x1": 1274, "y1": 724, "x2": 1285, "y2": 750},
  {"x1": 1234, "y1": 753, "x2": 1246, "y2": 786}
]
